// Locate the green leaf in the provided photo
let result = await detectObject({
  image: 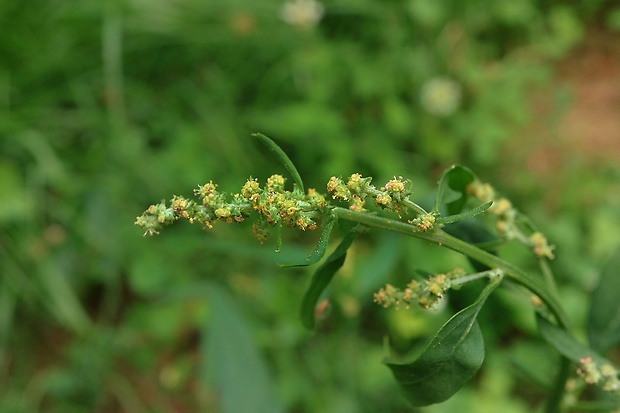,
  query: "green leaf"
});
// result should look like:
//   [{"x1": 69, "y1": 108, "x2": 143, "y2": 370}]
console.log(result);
[
  {"x1": 434, "y1": 164, "x2": 477, "y2": 215},
  {"x1": 587, "y1": 247, "x2": 620, "y2": 353},
  {"x1": 299, "y1": 227, "x2": 361, "y2": 329},
  {"x1": 252, "y1": 133, "x2": 305, "y2": 193},
  {"x1": 385, "y1": 279, "x2": 500, "y2": 406},
  {"x1": 537, "y1": 314, "x2": 607, "y2": 365},
  {"x1": 280, "y1": 215, "x2": 336, "y2": 267},
  {"x1": 437, "y1": 201, "x2": 493, "y2": 225},
  {"x1": 204, "y1": 283, "x2": 284, "y2": 413}
]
